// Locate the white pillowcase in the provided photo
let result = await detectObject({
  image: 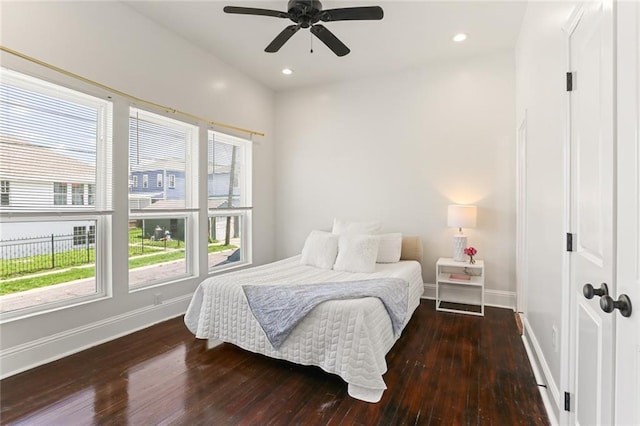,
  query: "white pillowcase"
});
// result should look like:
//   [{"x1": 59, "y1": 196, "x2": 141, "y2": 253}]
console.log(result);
[
  {"x1": 333, "y1": 234, "x2": 380, "y2": 273},
  {"x1": 376, "y1": 233, "x2": 403, "y2": 263},
  {"x1": 300, "y1": 230, "x2": 339, "y2": 269},
  {"x1": 332, "y1": 218, "x2": 382, "y2": 235}
]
